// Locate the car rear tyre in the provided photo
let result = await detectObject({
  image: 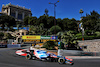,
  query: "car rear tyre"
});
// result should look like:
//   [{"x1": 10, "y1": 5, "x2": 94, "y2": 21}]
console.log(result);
[{"x1": 58, "y1": 58, "x2": 65, "y2": 64}]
